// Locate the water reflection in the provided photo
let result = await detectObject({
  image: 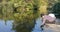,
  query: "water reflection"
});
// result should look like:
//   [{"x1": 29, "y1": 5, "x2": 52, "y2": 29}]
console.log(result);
[
  {"x1": 0, "y1": 18, "x2": 60, "y2": 32},
  {"x1": 0, "y1": 20, "x2": 14, "y2": 32},
  {"x1": 12, "y1": 18, "x2": 43, "y2": 32},
  {"x1": 0, "y1": 19, "x2": 35, "y2": 32},
  {"x1": 32, "y1": 18, "x2": 43, "y2": 32},
  {"x1": 12, "y1": 20, "x2": 35, "y2": 32},
  {"x1": 0, "y1": 18, "x2": 43, "y2": 32}
]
